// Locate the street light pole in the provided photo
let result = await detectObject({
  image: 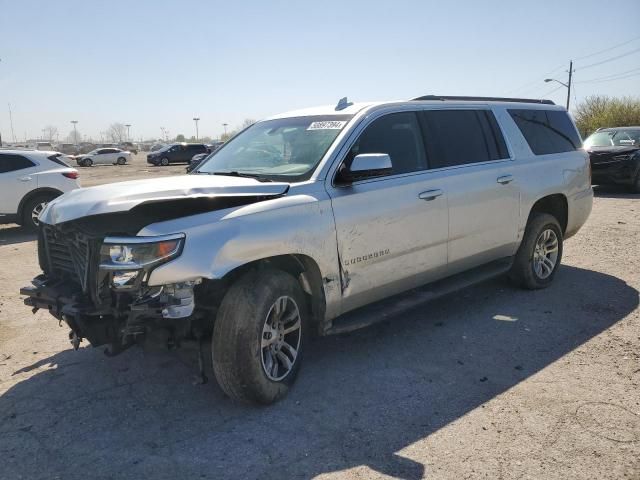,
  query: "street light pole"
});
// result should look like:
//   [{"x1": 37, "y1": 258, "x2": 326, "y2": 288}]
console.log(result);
[
  {"x1": 125, "y1": 124, "x2": 131, "y2": 141},
  {"x1": 544, "y1": 60, "x2": 573, "y2": 110},
  {"x1": 193, "y1": 117, "x2": 200, "y2": 141},
  {"x1": 222, "y1": 123, "x2": 228, "y2": 137},
  {"x1": 70, "y1": 120, "x2": 78, "y2": 145}
]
